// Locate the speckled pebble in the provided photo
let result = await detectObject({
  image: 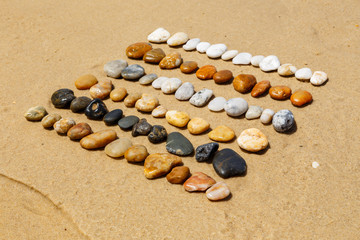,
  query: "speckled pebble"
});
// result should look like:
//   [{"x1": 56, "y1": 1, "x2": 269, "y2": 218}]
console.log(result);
[
  {"x1": 132, "y1": 118, "x2": 152, "y2": 137},
  {"x1": 104, "y1": 59, "x2": 128, "y2": 78},
  {"x1": 245, "y1": 106, "x2": 263, "y2": 120},
  {"x1": 189, "y1": 88, "x2": 213, "y2": 107},
  {"x1": 272, "y1": 109, "x2": 295, "y2": 133},
  {"x1": 148, "y1": 125, "x2": 167, "y2": 143},
  {"x1": 195, "y1": 142, "x2": 219, "y2": 162},
  {"x1": 159, "y1": 53, "x2": 182, "y2": 69},
  {"x1": 54, "y1": 118, "x2": 76, "y2": 134},
  {"x1": 278, "y1": 63, "x2": 297, "y2": 76}
]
